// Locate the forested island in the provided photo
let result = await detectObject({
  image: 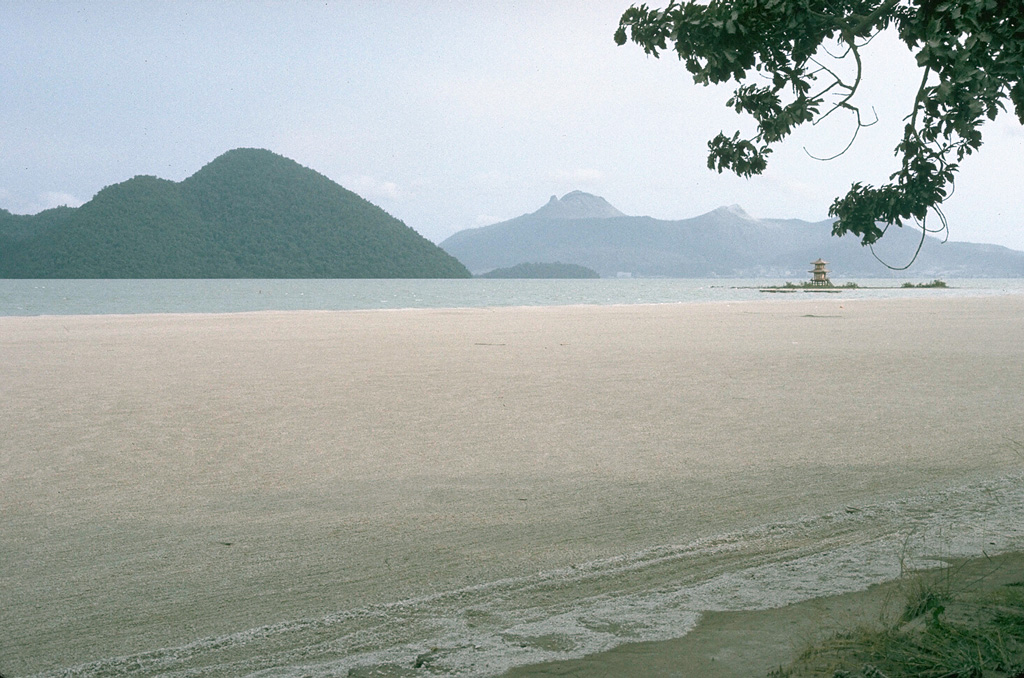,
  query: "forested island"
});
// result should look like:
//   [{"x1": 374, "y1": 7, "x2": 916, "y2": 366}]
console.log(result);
[
  {"x1": 0, "y1": 149, "x2": 470, "y2": 278},
  {"x1": 477, "y1": 262, "x2": 601, "y2": 278}
]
